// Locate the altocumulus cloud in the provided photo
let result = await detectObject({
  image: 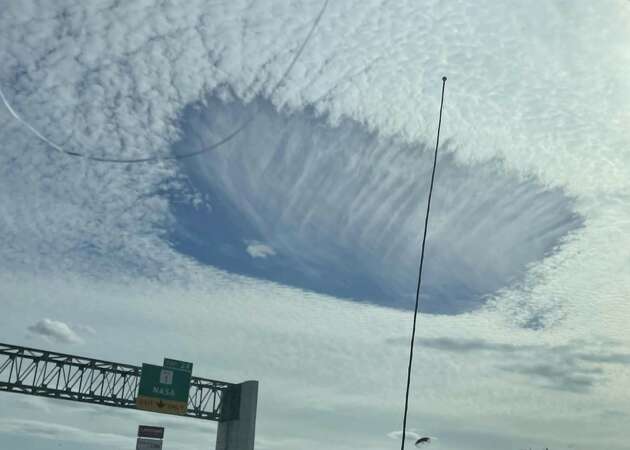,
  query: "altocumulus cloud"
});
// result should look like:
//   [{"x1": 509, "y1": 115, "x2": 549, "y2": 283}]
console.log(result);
[{"x1": 0, "y1": 0, "x2": 627, "y2": 326}]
